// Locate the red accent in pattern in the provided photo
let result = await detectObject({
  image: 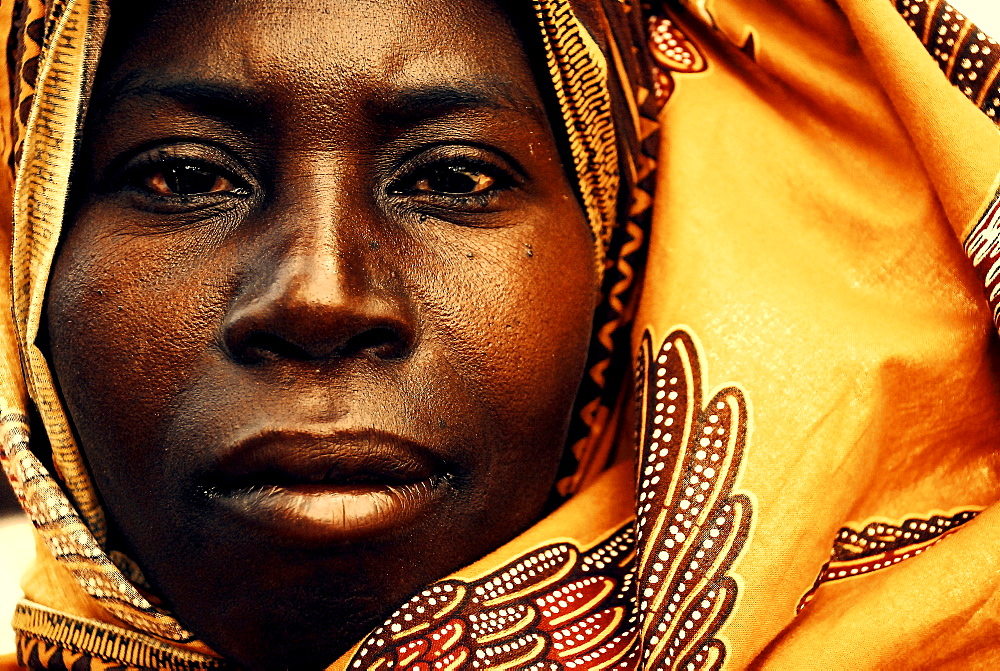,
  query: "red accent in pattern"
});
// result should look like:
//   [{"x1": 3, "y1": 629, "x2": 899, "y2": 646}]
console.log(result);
[
  {"x1": 349, "y1": 329, "x2": 753, "y2": 671},
  {"x1": 798, "y1": 510, "x2": 980, "y2": 612}
]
